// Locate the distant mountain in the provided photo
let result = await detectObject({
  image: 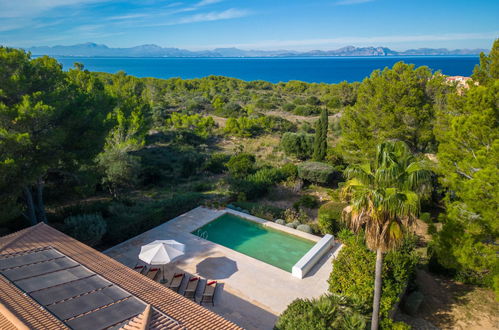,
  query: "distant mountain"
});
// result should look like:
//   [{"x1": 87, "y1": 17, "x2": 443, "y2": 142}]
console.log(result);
[{"x1": 27, "y1": 42, "x2": 487, "y2": 57}]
